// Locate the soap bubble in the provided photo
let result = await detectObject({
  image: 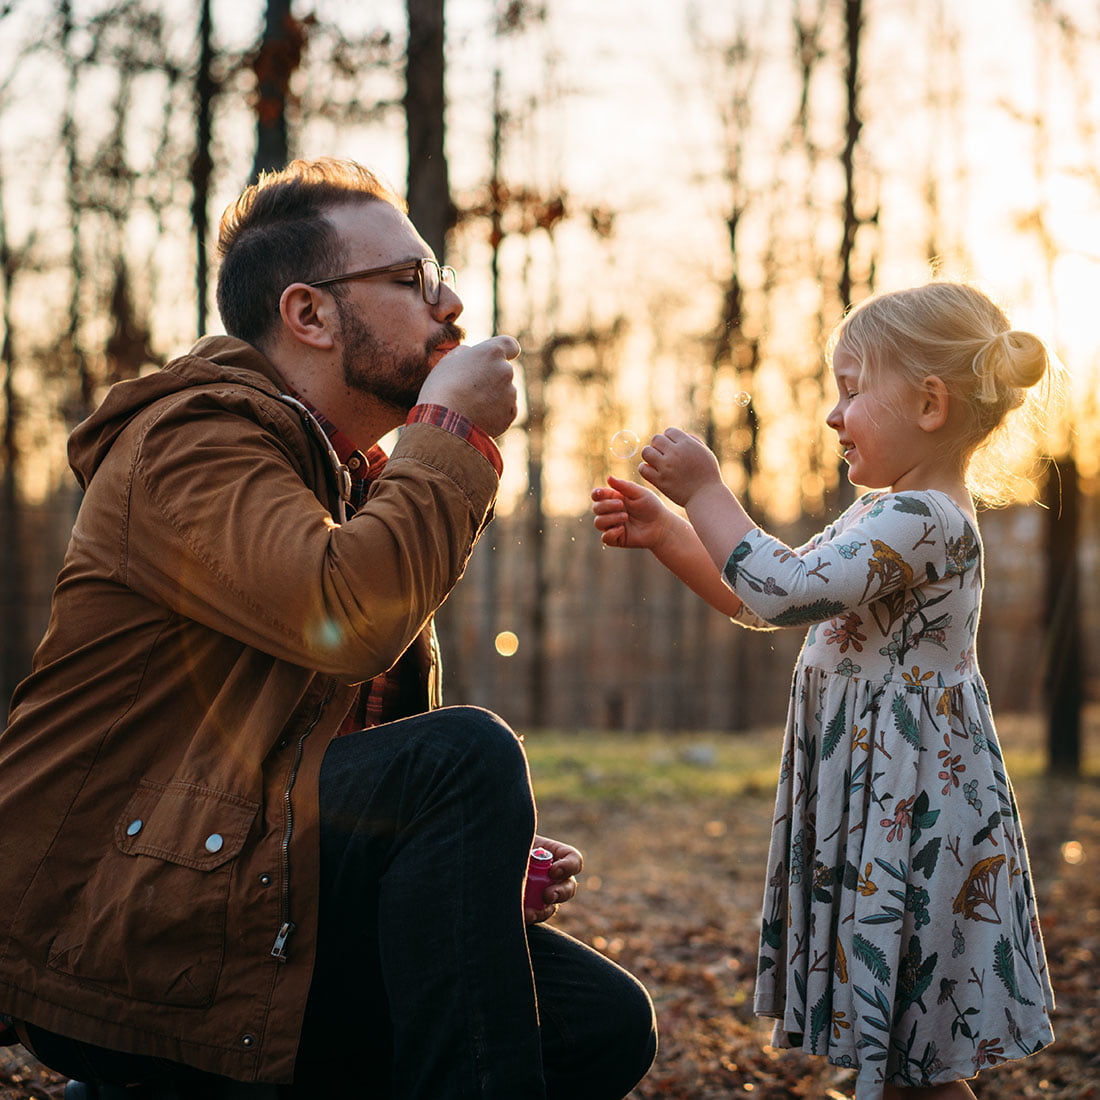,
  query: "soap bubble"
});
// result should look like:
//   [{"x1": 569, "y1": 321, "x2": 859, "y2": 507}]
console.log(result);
[
  {"x1": 734, "y1": 391, "x2": 752, "y2": 408},
  {"x1": 609, "y1": 429, "x2": 640, "y2": 459}
]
